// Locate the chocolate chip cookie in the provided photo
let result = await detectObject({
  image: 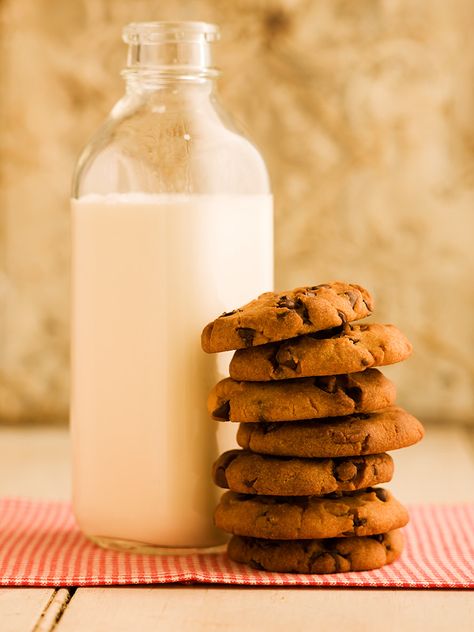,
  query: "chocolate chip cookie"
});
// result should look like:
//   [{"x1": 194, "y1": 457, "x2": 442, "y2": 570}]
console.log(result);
[
  {"x1": 236, "y1": 406, "x2": 424, "y2": 457},
  {"x1": 209, "y1": 369, "x2": 396, "y2": 422},
  {"x1": 215, "y1": 488, "x2": 408, "y2": 540},
  {"x1": 212, "y1": 450, "x2": 394, "y2": 496},
  {"x1": 201, "y1": 282, "x2": 373, "y2": 353},
  {"x1": 229, "y1": 323, "x2": 412, "y2": 381},
  {"x1": 228, "y1": 530, "x2": 404, "y2": 573}
]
